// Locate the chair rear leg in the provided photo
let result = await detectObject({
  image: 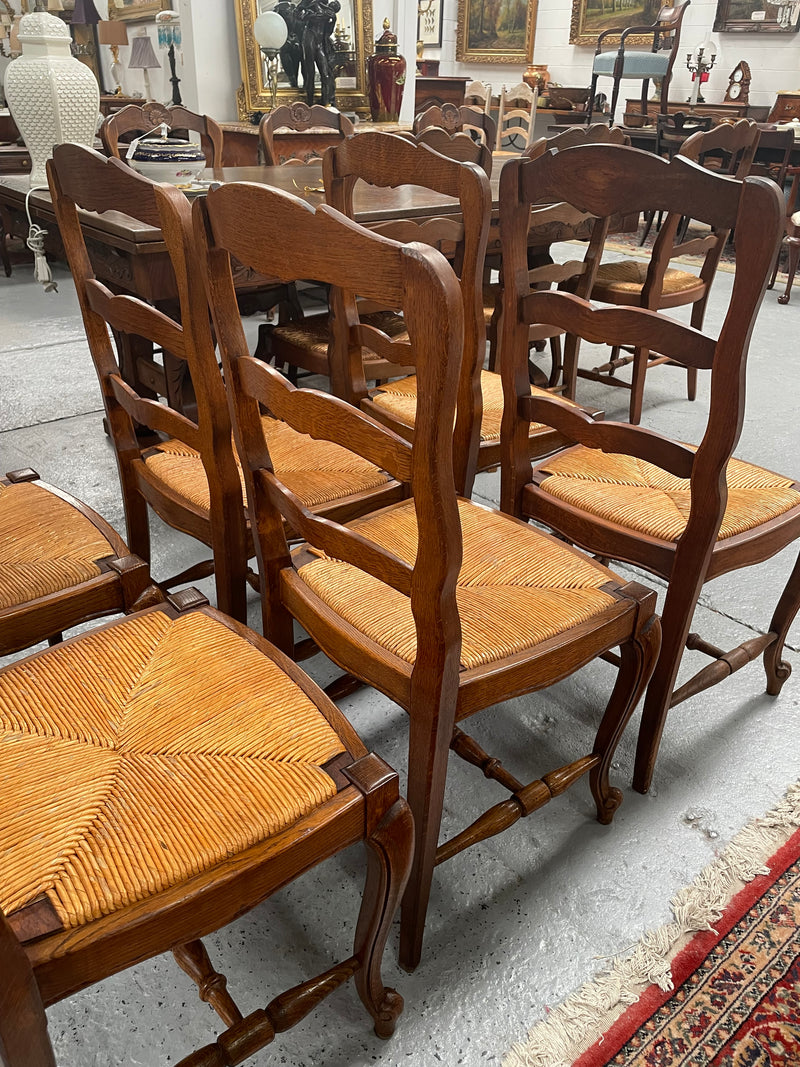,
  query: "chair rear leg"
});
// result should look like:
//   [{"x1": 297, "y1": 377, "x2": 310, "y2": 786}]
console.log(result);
[
  {"x1": 778, "y1": 236, "x2": 800, "y2": 305},
  {"x1": 764, "y1": 548, "x2": 800, "y2": 696},
  {"x1": 547, "y1": 335, "x2": 563, "y2": 388},
  {"x1": 629, "y1": 347, "x2": 649, "y2": 424},
  {"x1": 687, "y1": 365, "x2": 697, "y2": 402},
  {"x1": 609, "y1": 76, "x2": 622, "y2": 126},
  {"x1": 398, "y1": 690, "x2": 458, "y2": 972},
  {"x1": 587, "y1": 73, "x2": 599, "y2": 124}
]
